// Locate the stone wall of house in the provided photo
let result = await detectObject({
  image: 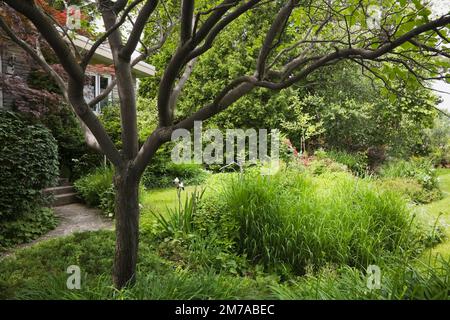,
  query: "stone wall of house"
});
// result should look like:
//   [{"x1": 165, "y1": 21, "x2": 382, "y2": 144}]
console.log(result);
[
  {"x1": 0, "y1": 29, "x2": 143, "y2": 112},
  {"x1": 0, "y1": 32, "x2": 33, "y2": 109}
]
